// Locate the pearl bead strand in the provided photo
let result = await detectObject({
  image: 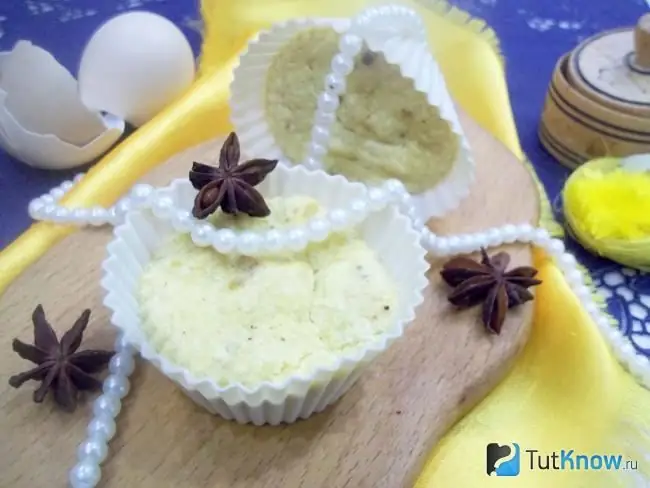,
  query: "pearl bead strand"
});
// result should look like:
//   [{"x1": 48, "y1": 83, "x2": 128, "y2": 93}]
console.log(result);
[
  {"x1": 26, "y1": 176, "x2": 406, "y2": 257},
  {"x1": 69, "y1": 334, "x2": 136, "y2": 488},
  {"x1": 415, "y1": 218, "x2": 650, "y2": 389},
  {"x1": 28, "y1": 174, "x2": 135, "y2": 227},
  {"x1": 389, "y1": 180, "x2": 650, "y2": 387},
  {"x1": 36, "y1": 178, "x2": 648, "y2": 487},
  {"x1": 26, "y1": 170, "x2": 650, "y2": 394},
  {"x1": 302, "y1": 31, "x2": 362, "y2": 171}
]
